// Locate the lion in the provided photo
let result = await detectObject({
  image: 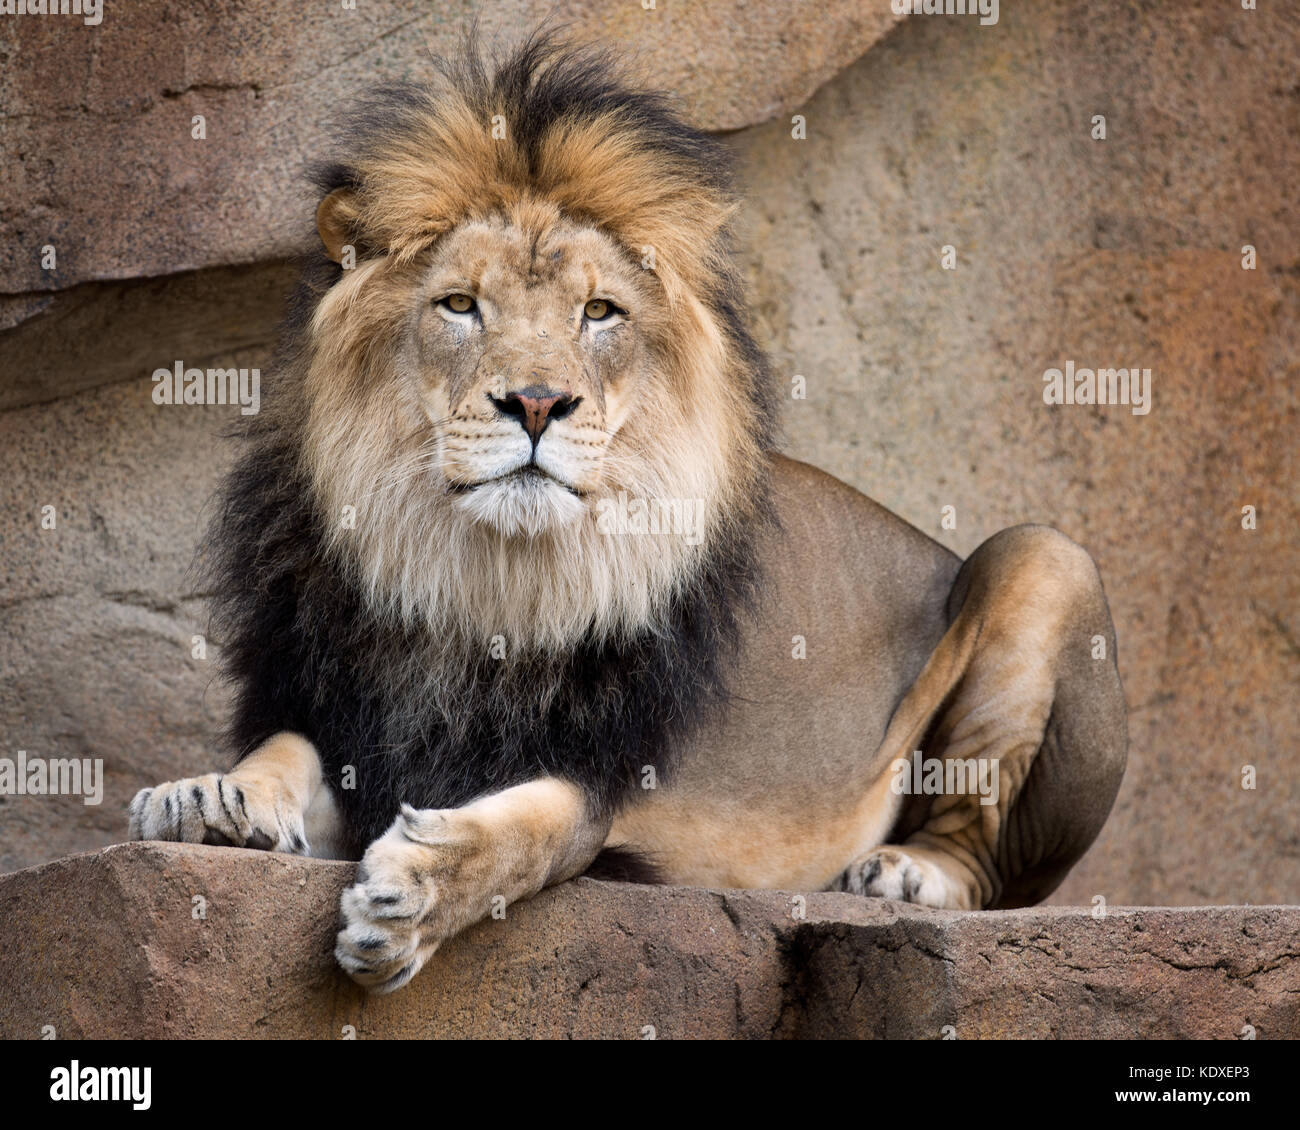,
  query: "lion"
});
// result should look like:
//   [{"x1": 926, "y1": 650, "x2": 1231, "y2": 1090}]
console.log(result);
[{"x1": 127, "y1": 34, "x2": 1127, "y2": 994}]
